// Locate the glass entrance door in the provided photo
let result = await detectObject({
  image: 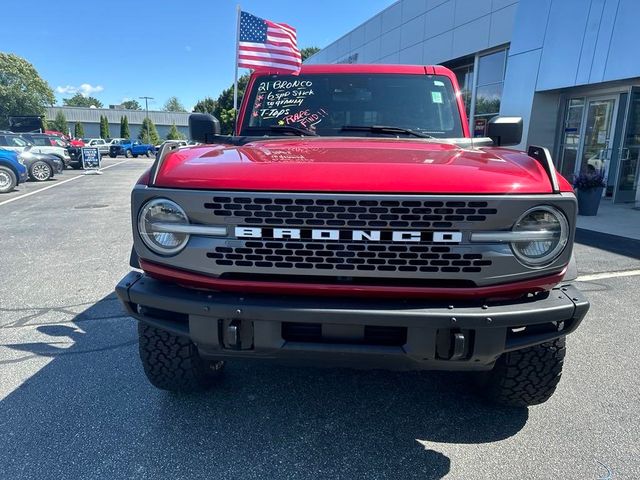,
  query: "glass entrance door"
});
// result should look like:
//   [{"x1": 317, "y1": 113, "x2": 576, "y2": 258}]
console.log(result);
[
  {"x1": 578, "y1": 97, "x2": 617, "y2": 177},
  {"x1": 613, "y1": 87, "x2": 640, "y2": 203},
  {"x1": 558, "y1": 98, "x2": 585, "y2": 178}
]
